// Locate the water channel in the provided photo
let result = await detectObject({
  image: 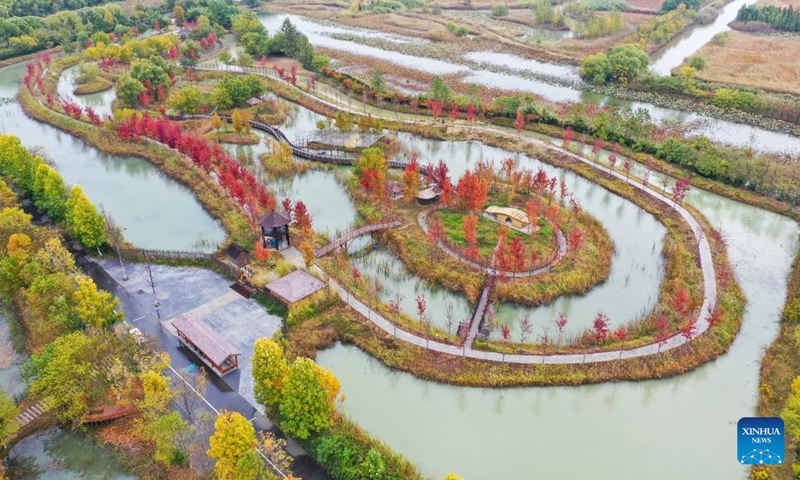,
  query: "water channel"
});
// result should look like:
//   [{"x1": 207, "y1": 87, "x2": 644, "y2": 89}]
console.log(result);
[
  {"x1": 649, "y1": 0, "x2": 756, "y2": 75},
  {"x1": 258, "y1": 12, "x2": 800, "y2": 156},
  {"x1": 0, "y1": 61, "x2": 225, "y2": 251},
  {"x1": 0, "y1": 28, "x2": 798, "y2": 479},
  {"x1": 227, "y1": 47, "x2": 800, "y2": 479}
]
